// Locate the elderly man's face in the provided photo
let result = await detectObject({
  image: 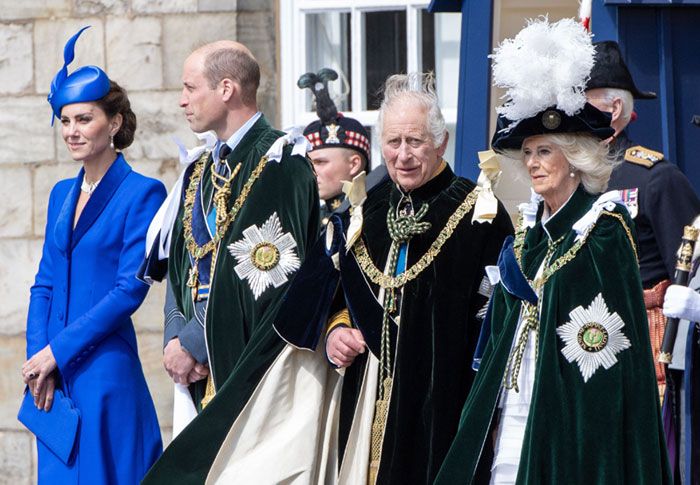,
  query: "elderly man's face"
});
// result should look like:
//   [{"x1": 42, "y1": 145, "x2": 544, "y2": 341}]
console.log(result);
[{"x1": 381, "y1": 98, "x2": 447, "y2": 191}]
